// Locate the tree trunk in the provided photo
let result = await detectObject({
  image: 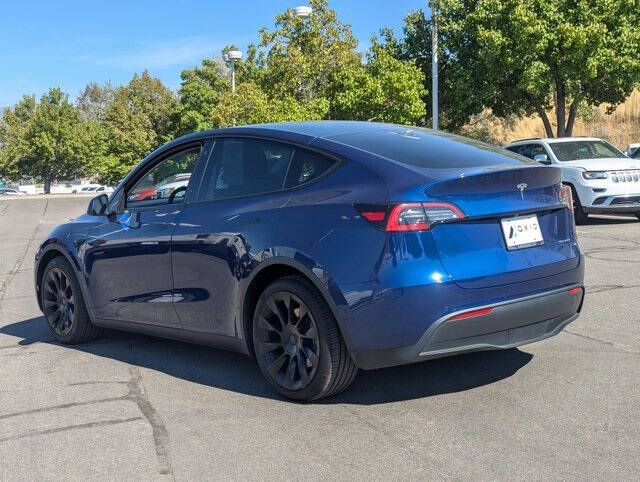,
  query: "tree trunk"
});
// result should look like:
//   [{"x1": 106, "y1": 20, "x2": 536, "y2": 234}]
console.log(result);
[
  {"x1": 535, "y1": 106, "x2": 554, "y2": 138},
  {"x1": 565, "y1": 102, "x2": 577, "y2": 137},
  {"x1": 44, "y1": 177, "x2": 51, "y2": 194},
  {"x1": 524, "y1": 91, "x2": 554, "y2": 138}
]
